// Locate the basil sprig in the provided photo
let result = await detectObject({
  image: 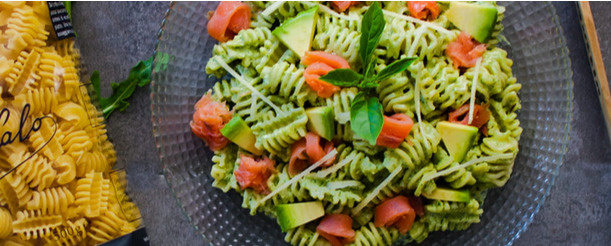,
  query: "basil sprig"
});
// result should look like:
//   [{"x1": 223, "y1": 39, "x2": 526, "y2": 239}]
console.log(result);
[{"x1": 320, "y1": 2, "x2": 416, "y2": 145}]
